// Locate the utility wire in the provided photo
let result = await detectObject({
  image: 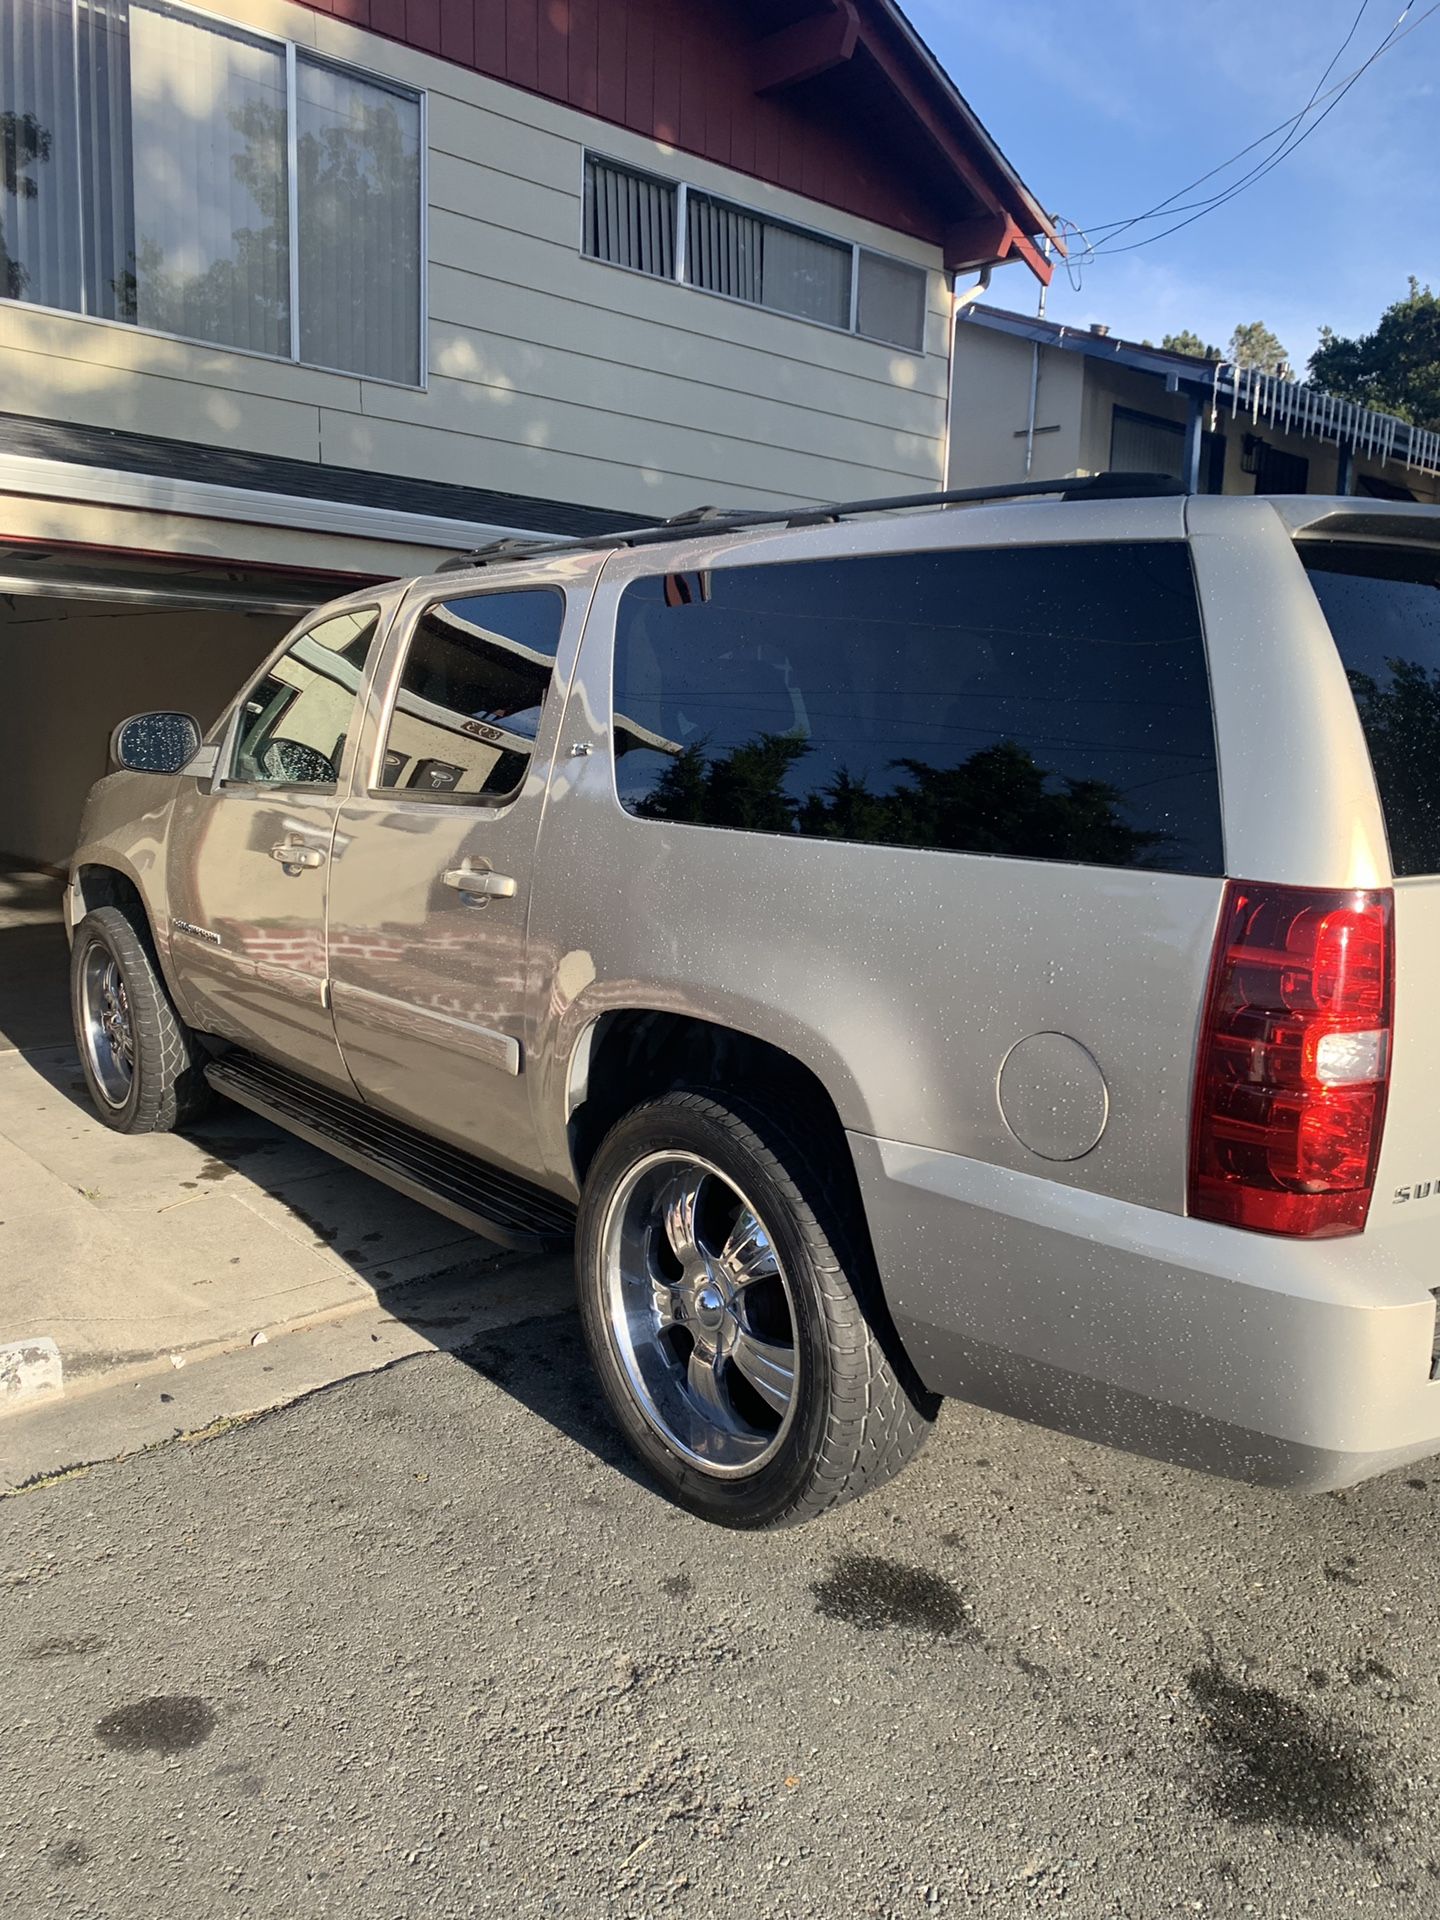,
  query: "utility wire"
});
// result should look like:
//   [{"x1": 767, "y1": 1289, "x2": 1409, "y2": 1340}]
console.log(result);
[
  {"x1": 1081, "y1": 0, "x2": 1380, "y2": 251},
  {"x1": 1059, "y1": 0, "x2": 1437, "y2": 270},
  {"x1": 1091, "y1": 1, "x2": 1420, "y2": 257}
]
